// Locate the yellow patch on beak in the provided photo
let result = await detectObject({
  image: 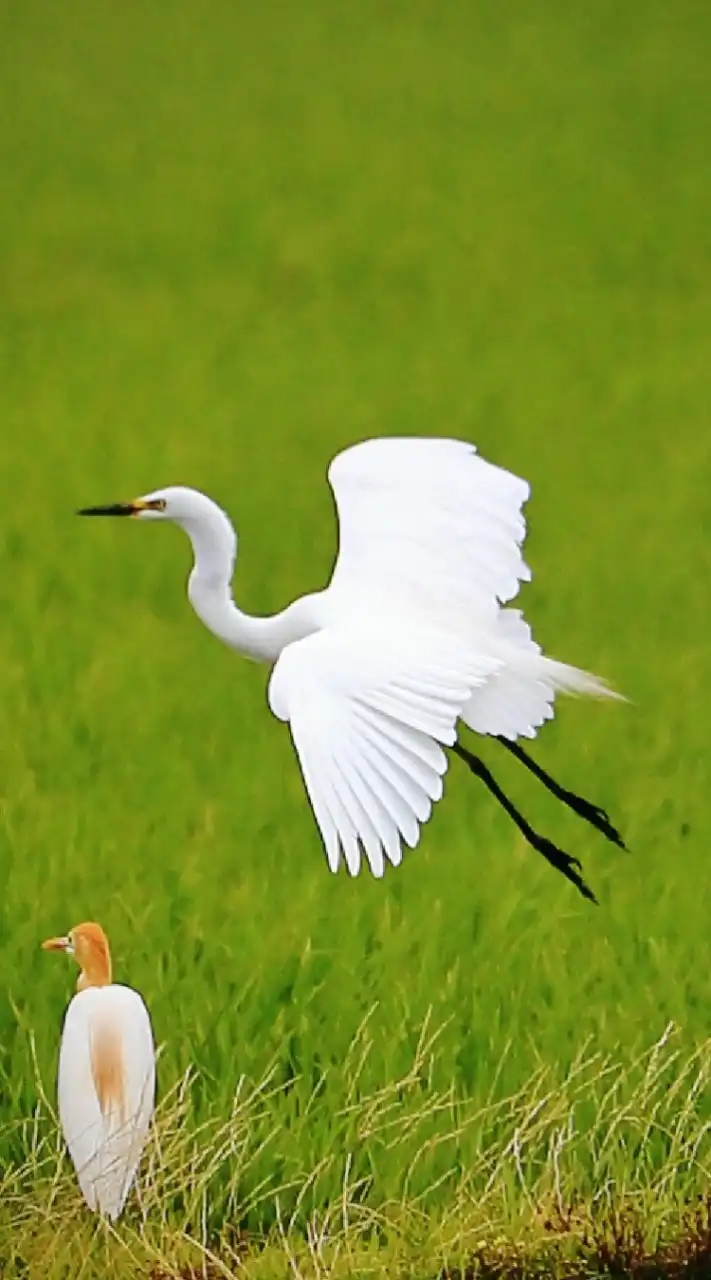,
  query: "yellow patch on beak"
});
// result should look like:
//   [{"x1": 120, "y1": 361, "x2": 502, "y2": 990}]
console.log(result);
[
  {"x1": 130, "y1": 497, "x2": 167, "y2": 516},
  {"x1": 42, "y1": 935, "x2": 71, "y2": 952}
]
